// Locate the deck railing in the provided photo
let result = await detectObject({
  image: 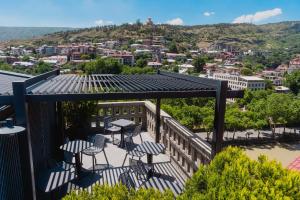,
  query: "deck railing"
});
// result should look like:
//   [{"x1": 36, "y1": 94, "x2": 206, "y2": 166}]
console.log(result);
[{"x1": 89, "y1": 101, "x2": 212, "y2": 178}]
